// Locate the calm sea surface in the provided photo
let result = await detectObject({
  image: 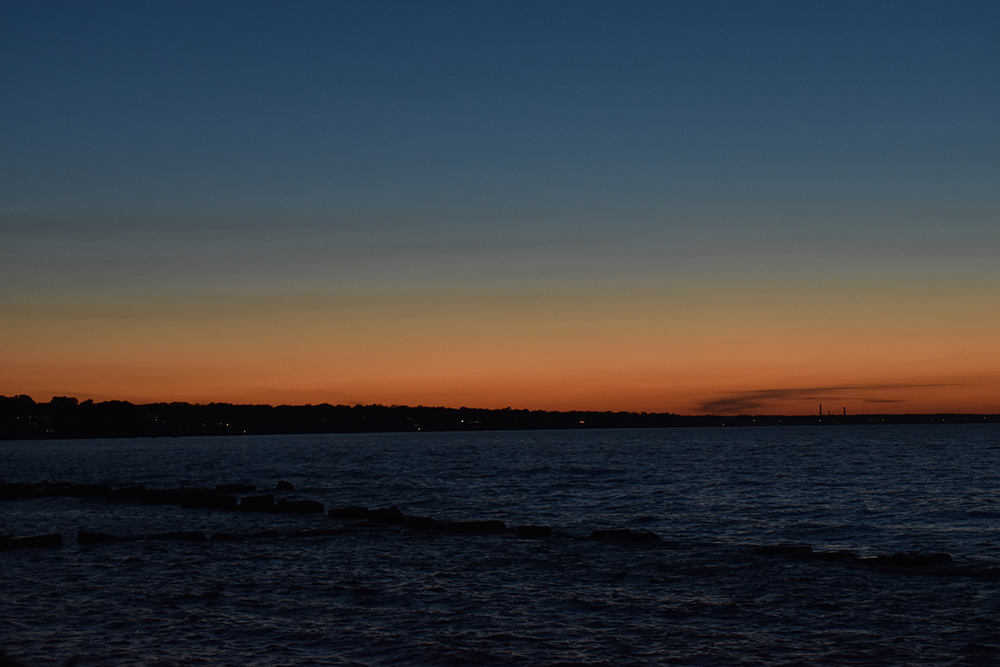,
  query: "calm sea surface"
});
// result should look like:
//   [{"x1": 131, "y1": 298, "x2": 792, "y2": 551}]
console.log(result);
[{"x1": 3, "y1": 425, "x2": 1000, "y2": 666}]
